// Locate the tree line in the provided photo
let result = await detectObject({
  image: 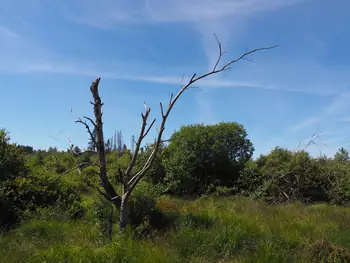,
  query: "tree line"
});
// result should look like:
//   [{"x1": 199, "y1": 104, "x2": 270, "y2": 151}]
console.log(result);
[{"x1": 1, "y1": 122, "x2": 350, "y2": 231}]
